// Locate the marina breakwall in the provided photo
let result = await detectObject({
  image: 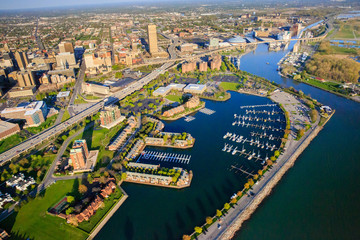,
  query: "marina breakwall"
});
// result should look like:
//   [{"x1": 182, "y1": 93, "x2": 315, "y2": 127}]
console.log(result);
[{"x1": 219, "y1": 112, "x2": 334, "y2": 240}]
